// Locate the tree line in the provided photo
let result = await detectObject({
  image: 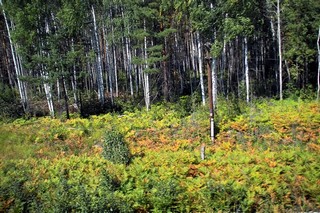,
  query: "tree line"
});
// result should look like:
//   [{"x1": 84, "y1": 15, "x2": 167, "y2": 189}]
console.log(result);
[{"x1": 0, "y1": 0, "x2": 319, "y2": 118}]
